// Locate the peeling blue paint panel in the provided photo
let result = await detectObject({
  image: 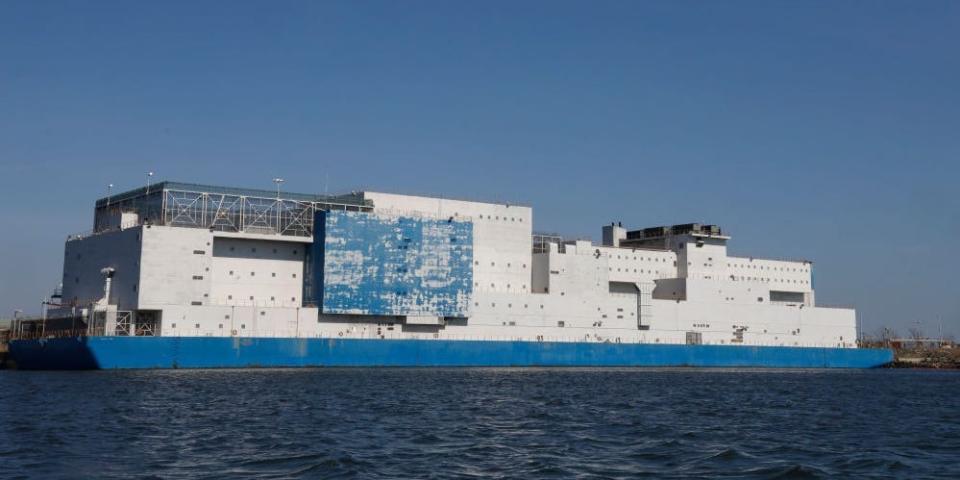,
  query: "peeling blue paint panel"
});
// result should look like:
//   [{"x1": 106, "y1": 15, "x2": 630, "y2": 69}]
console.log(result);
[{"x1": 312, "y1": 210, "x2": 473, "y2": 317}]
